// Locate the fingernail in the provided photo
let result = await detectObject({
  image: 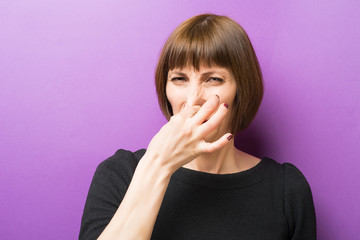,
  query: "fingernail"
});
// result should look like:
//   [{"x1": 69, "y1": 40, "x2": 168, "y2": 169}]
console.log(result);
[
  {"x1": 224, "y1": 103, "x2": 229, "y2": 109},
  {"x1": 227, "y1": 134, "x2": 233, "y2": 141}
]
